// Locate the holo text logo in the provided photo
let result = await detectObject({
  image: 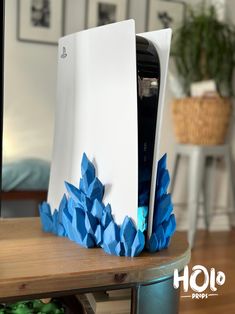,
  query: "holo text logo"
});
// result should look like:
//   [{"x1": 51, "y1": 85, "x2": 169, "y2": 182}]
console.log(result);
[{"x1": 173, "y1": 265, "x2": 226, "y2": 299}]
